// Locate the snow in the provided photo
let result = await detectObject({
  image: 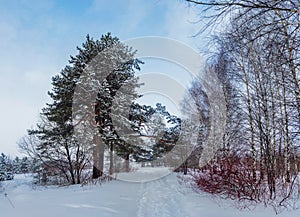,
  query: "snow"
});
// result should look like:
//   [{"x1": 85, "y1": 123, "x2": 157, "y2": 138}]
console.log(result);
[
  {"x1": 117, "y1": 167, "x2": 172, "y2": 182},
  {"x1": 1, "y1": 169, "x2": 300, "y2": 217}
]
